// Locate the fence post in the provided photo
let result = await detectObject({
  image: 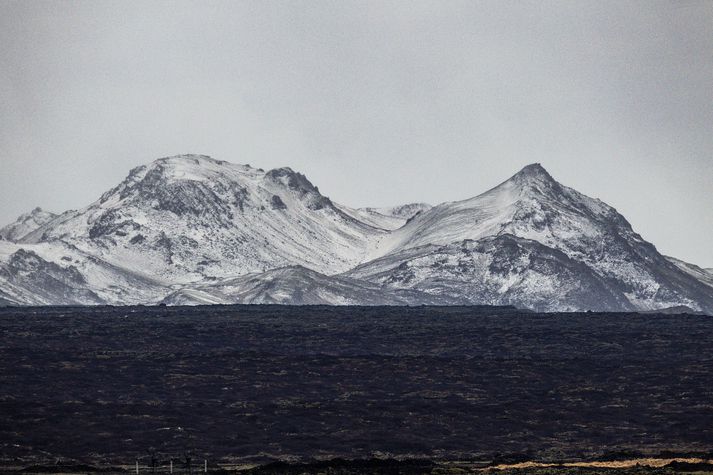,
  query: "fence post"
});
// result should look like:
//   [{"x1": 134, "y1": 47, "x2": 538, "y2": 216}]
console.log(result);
[
  {"x1": 170, "y1": 459, "x2": 173, "y2": 473},
  {"x1": 204, "y1": 459, "x2": 207, "y2": 473},
  {"x1": 135, "y1": 460, "x2": 139, "y2": 474}
]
